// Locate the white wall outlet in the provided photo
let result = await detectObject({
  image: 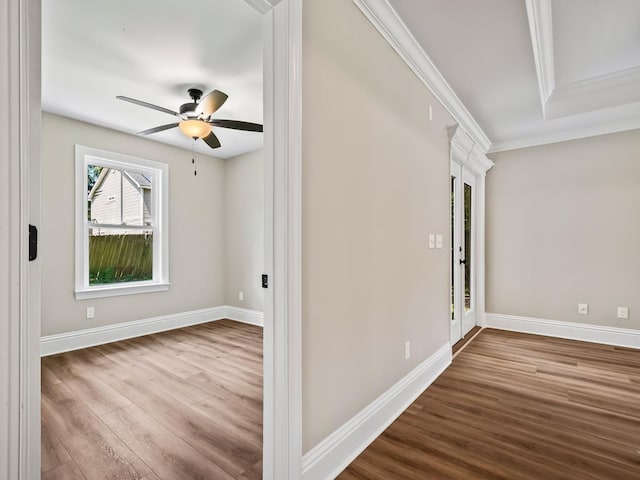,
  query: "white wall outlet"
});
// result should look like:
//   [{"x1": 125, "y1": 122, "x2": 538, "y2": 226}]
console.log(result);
[
  {"x1": 436, "y1": 234, "x2": 443, "y2": 249},
  {"x1": 428, "y1": 104, "x2": 433, "y2": 121},
  {"x1": 86, "y1": 307, "x2": 95, "y2": 319},
  {"x1": 578, "y1": 303, "x2": 588, "y2": 315},
  {"x1": 428, "y1": 234, "x2": 435, "y2": 249},
  {"x1": 405, "y1": 341, "x2": 411, "y2": 360},
  {"x1": 617, "y1": 307, "x2": 629, "y2": 319},
  {"x1": 239, "y1": 291, "x2": 244, "y2": 301}
]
